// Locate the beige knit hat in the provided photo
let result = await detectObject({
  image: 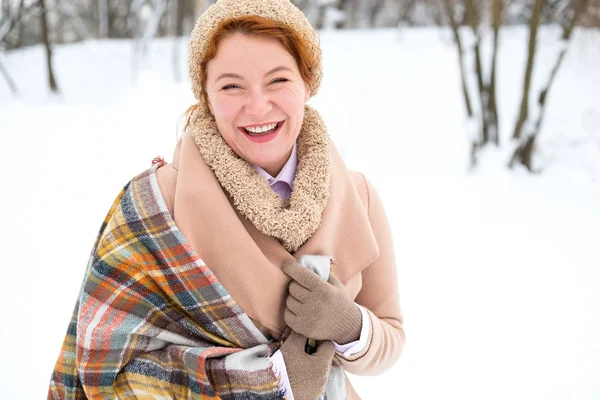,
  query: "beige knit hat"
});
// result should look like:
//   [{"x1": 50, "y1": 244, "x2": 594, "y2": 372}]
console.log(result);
[{"x1": 188, "y1": 0, "x2": 322, "y2": 106}]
